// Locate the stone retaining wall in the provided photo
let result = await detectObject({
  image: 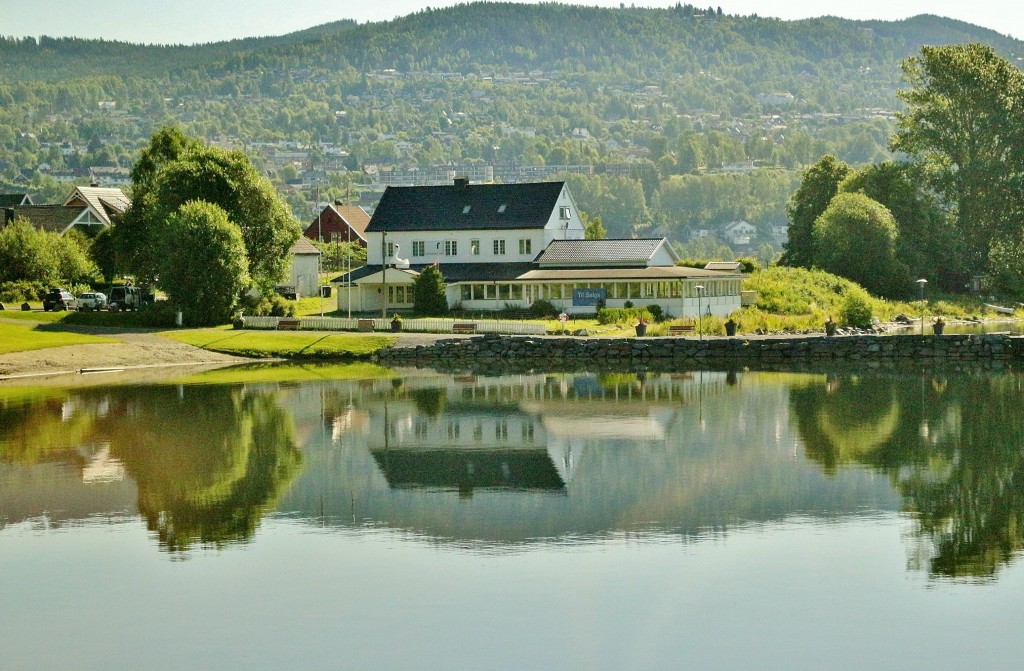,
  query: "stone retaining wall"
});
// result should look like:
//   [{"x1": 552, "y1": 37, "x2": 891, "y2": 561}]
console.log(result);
[{"x1": 375, "y1": 333, "x2": 1022, "y2": 373}]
